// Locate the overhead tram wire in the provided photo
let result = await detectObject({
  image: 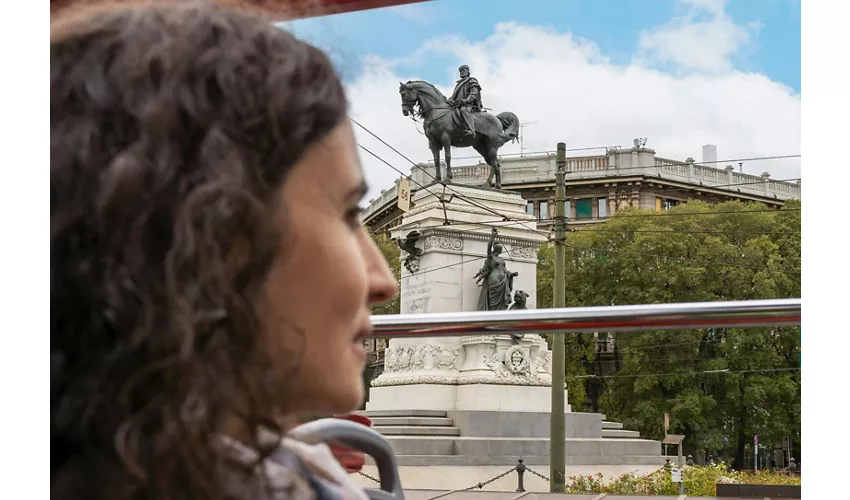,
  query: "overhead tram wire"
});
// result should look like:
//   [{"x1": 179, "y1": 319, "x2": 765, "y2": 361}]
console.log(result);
[
  {"x1": 466, "y1": 207, "x2": 801, "y2": 227},
  {"x1": 576, "y1": 228, "x2": 800, "y2": 236},
  {"x1": 358, "y1": 143, "x2": 549, "y2": 239},
  {"x1": 357, "y1": 143, "x2": 444, "y2": 205},
  {"x1": 448, "y1": 215, "x2": 801, "y2": 237},
  {"x1": 451, "y1": 144, "x2": 620, "y2": 160},
  {"x1": 356, "y1": 122, "x2": 799, "y2": 272},
  {"x1": 356, "y1": 120, "x2": 800, "y2": 235},
  {"x1": 443, "y1": 151, "x2": 801, "y2": 174},
  {"x1": 368, "y1": 200, "x2": 798, "y2": 277},
  {"x1": 407, "y1": 237, "x2": 554, "y2": 279},
  {"x1": 382, "y1": 221, "x2": 795, "y2": 279},
  {"x1": 352, "y1": 118, "x2": 545, "y2": 235},
  {"x1": 427, "y1": 215, "x2": 799, "y2": 272},
  {"x1": 561, "y1": 243, "x2": 799, "y2": 273},
  {"x1": 567, "y1": 366, "x2": 800, "y2": 380}
]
